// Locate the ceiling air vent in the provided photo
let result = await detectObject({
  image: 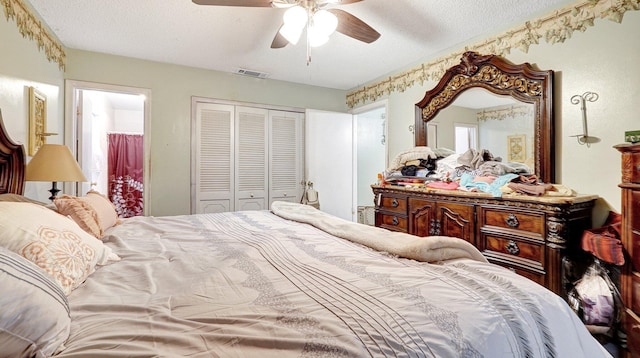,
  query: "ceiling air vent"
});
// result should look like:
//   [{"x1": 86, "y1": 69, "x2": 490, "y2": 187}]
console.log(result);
[{"x1": 235, "y1": 68, "x2": 270, "y2": 79}]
